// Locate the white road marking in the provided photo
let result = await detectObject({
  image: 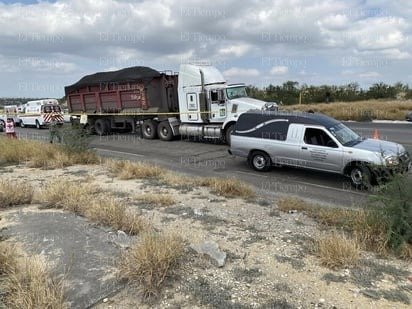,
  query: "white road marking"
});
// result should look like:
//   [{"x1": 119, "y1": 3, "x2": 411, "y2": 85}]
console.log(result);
[{"x1": 94, "y1": 148, "x2": 145, "y2": 158}]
